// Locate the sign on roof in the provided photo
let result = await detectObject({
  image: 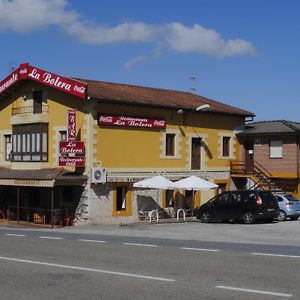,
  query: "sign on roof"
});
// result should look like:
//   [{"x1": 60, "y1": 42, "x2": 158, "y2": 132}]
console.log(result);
[{"x1": 0, "y1": 63, "x2": 87, "y2": 99}]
